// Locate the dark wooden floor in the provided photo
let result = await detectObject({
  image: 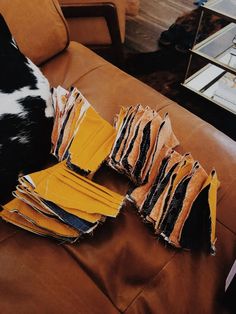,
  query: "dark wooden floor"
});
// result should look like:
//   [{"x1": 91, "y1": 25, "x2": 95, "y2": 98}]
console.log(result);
[{"x1": 125, "y1": 0, "x2": 195, "y2": 52}]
